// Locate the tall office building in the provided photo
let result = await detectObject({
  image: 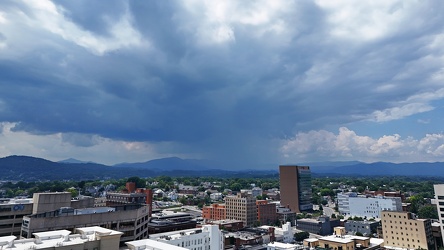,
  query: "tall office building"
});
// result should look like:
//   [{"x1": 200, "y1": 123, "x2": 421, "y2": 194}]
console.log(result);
[
  {"x1": 279, "y1": 165, "x2": 312, "y2": 213},
  {"x1": 434, "y1": 184, "x2": 444, "y2": 246}
]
